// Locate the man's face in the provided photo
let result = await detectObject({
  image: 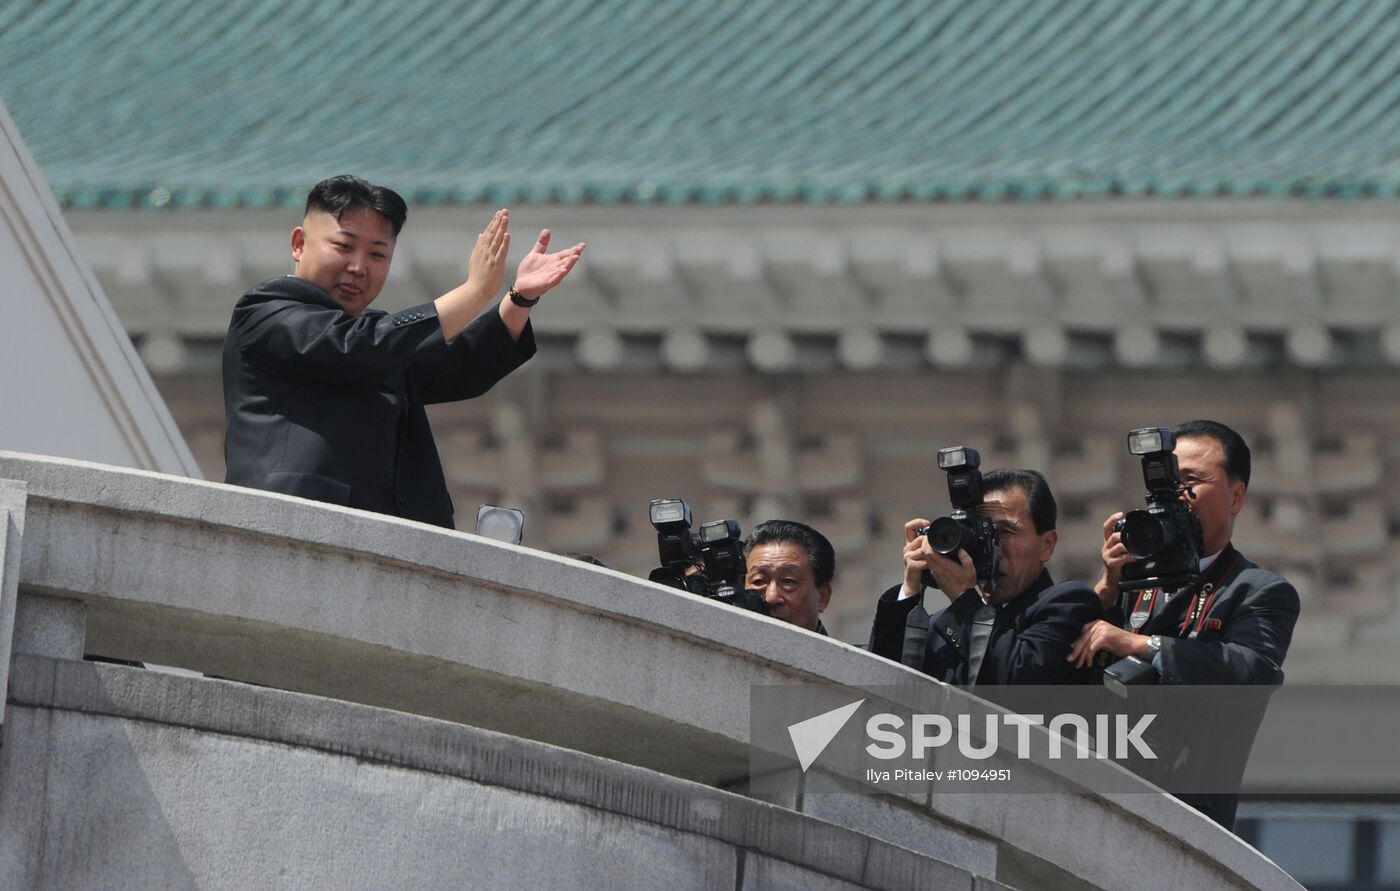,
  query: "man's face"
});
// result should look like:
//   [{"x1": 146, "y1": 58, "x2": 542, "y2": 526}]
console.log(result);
[
  {"x1": 745, "y1": 541, "x2": 831, "y2": 631},
  {"x1": 291, "y1": 208, "x2": 395, "y2": 315},
  {"x1": 978, "y1": 485, "x2": 1056, "y2": 605},
  {"x1": 1174, "y1": 434, "x2": 1245, "y2": 556}
]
